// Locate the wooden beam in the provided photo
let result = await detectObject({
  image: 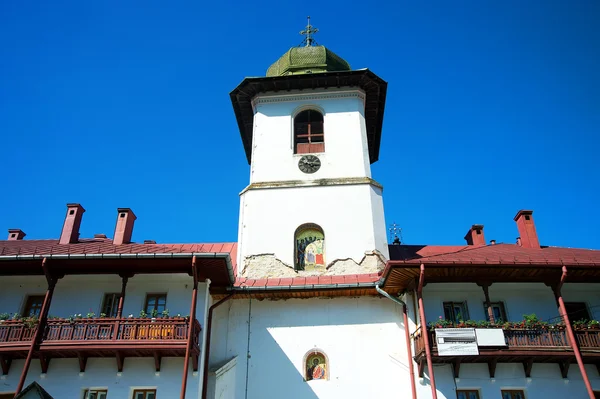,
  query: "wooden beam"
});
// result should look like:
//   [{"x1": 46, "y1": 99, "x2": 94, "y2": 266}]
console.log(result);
[
  {"x1": 0, "y1": 356, "x2": 11, "y2": 375},
  {"x1": 154, "y1": 352, "x2": 162, "y2": 372},
  {"x1": 116, "y1": 352, "x2": 124, "y2": 372},
  {"x1": 418, "y1": 359, "x2": 425, "y2": 378},
  {"x1": 452, "y1": 359, "x2": 461, "y2": 379},
  {"x1": 192, "y1": 353, "x2": 199, "y2": 372},
  {"x1": 522, "y1": 359, "x2": 533, "y2": 378},
  {"x1": 559, "y1": 361, "x2": 570, "y2": 379},
  {"x1": 39, "y1": 355, "x2": 51, "y2": 374},
  {"x1": 78, "y1": 354, "x2": 87, "y2": 373},
  {"x1": 487, "y1": 358, "x2": 498, "y2": 378}
]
